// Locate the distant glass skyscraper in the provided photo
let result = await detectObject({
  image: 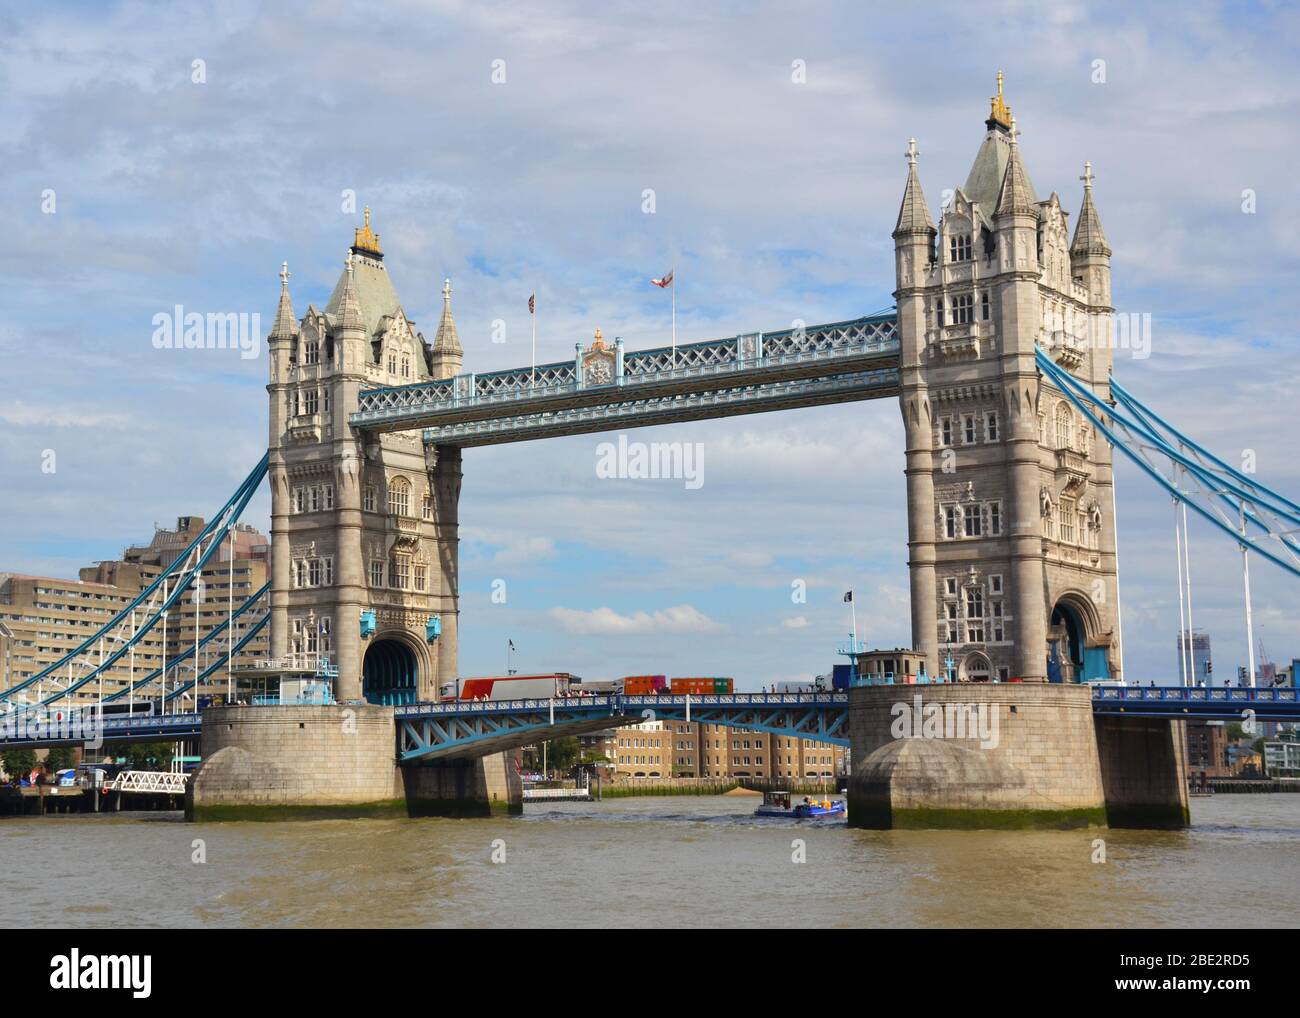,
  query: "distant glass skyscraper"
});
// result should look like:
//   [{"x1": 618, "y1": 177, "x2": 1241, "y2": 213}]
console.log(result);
[{"x1": 1177, "y1": 629, "x2": 1212, "y2": 685}]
